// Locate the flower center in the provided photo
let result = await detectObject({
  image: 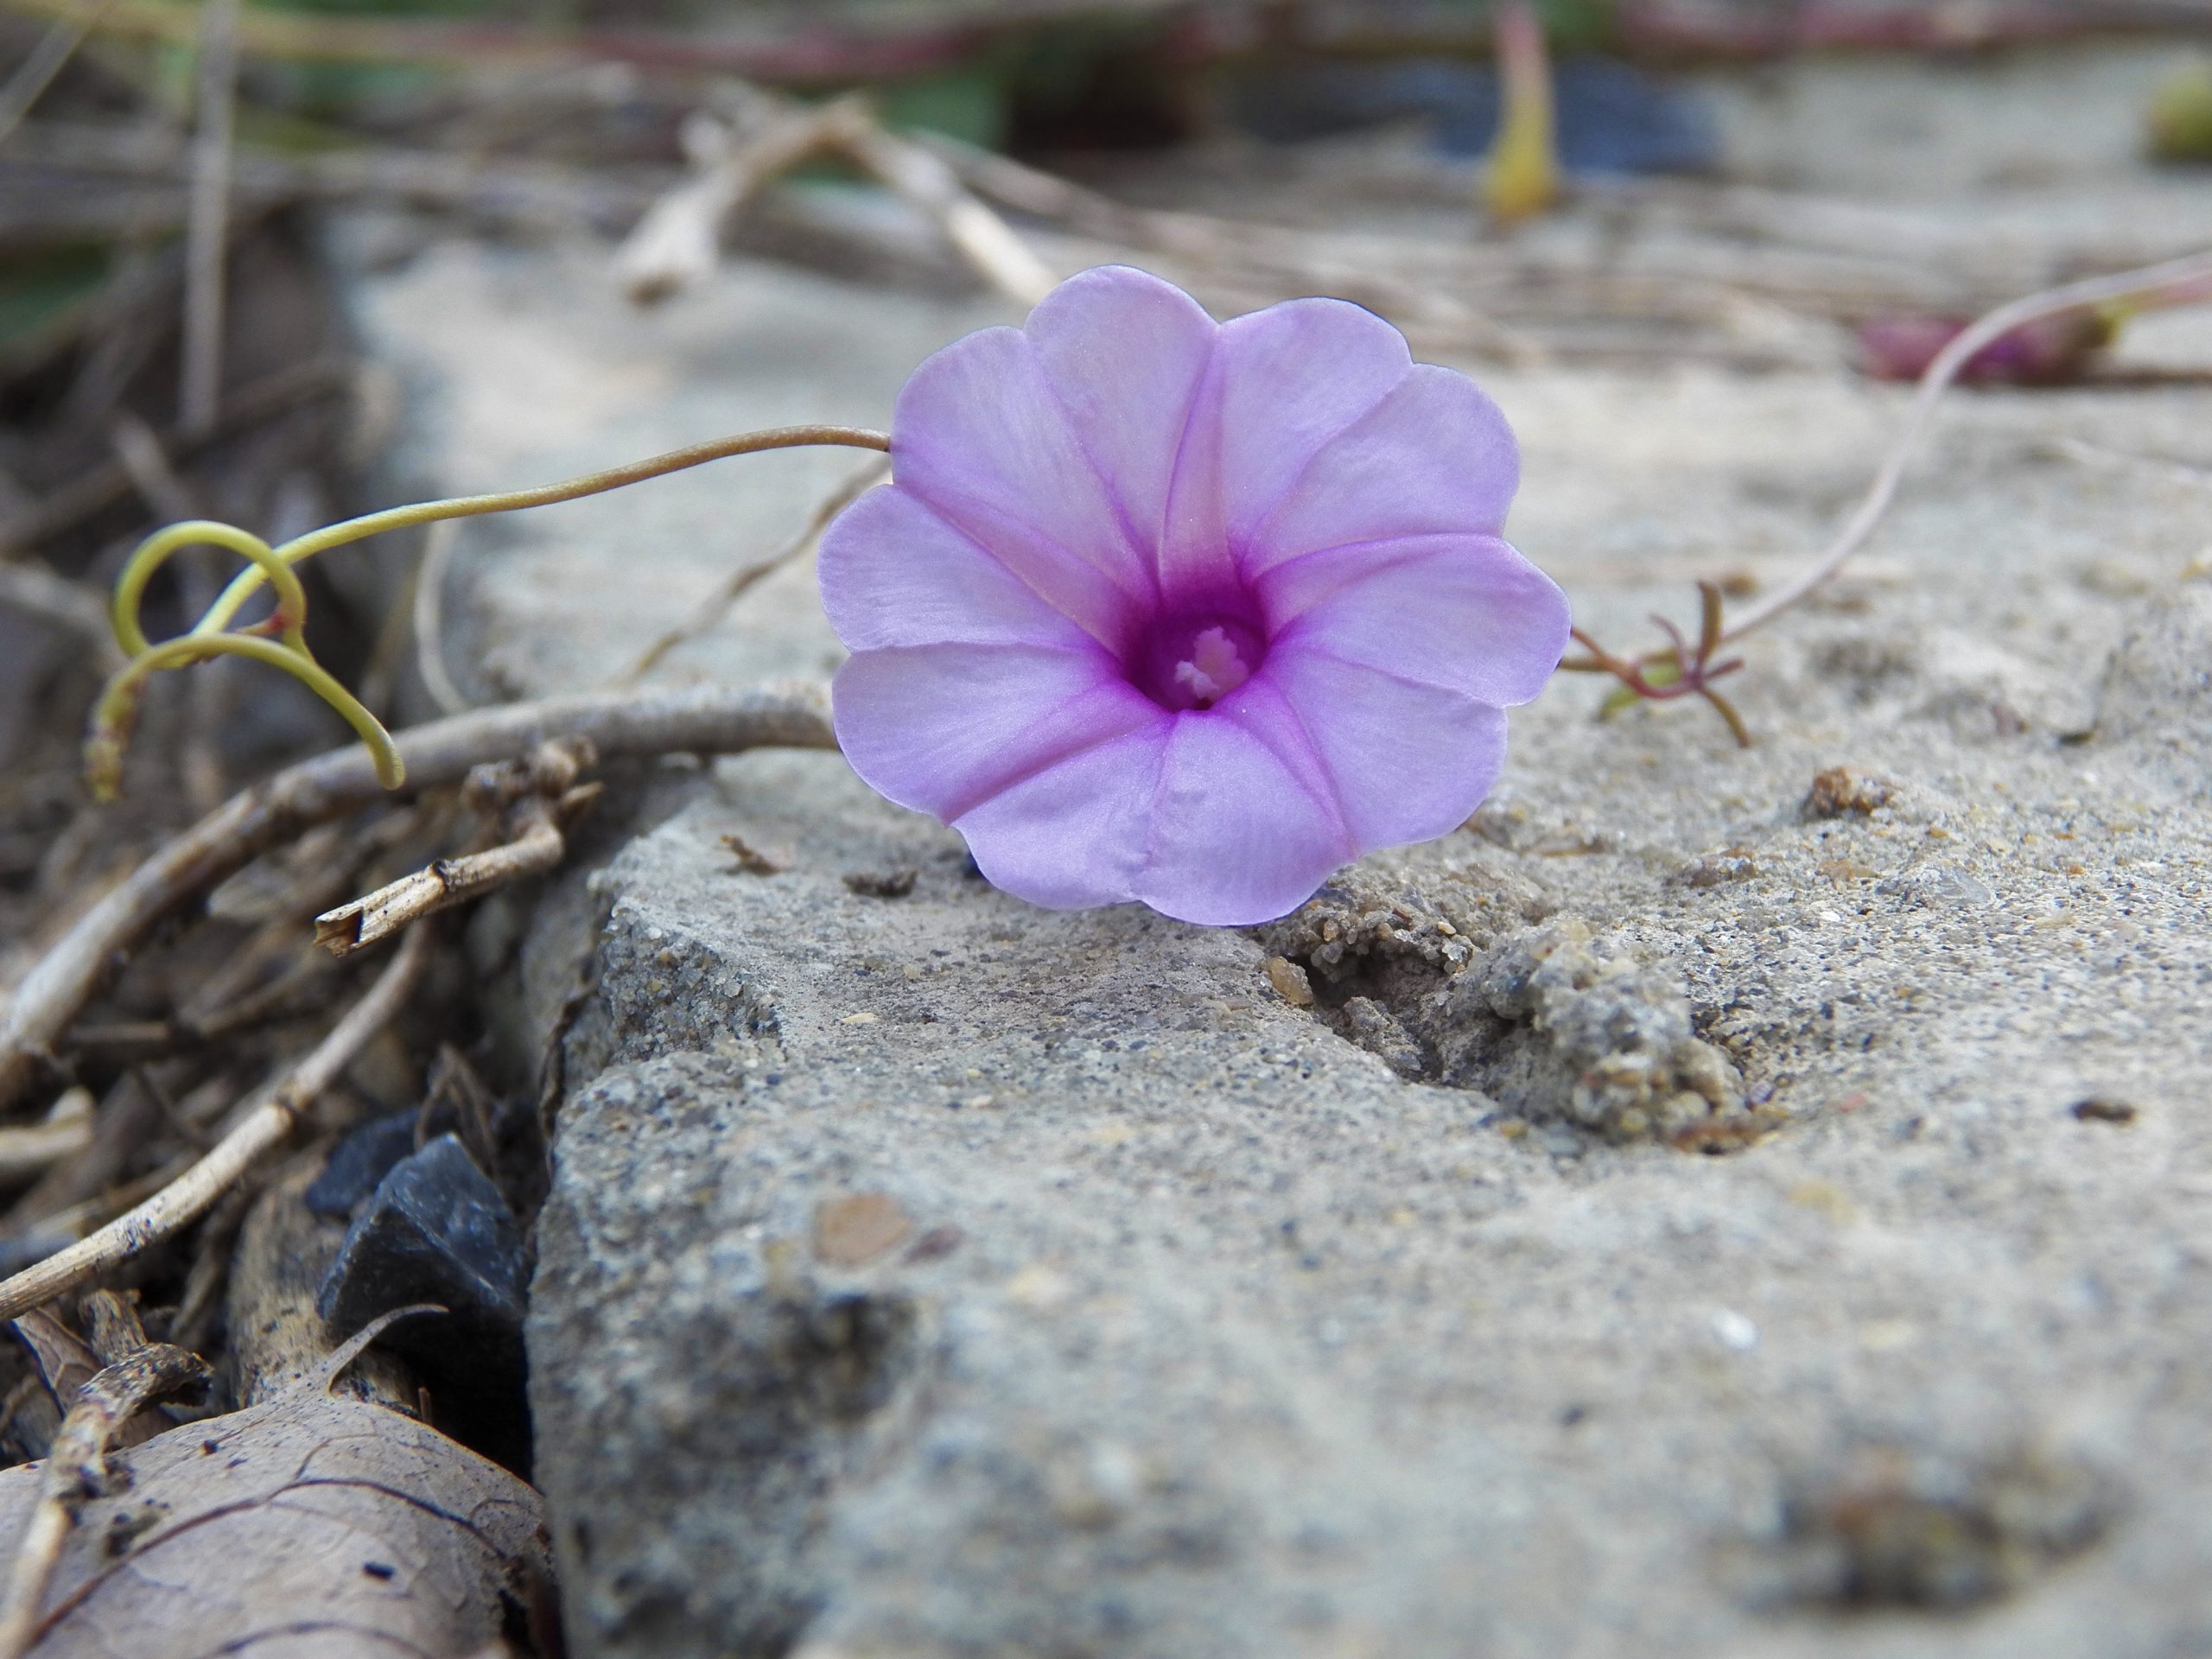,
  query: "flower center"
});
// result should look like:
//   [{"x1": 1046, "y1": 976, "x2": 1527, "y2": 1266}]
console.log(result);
[
  {"x1": 1173, "y1": 626, "x2": 1250, "y2": 707},
  {"x1": 1133, "y1": 612, "x2": 1265, "y2": 712}
]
